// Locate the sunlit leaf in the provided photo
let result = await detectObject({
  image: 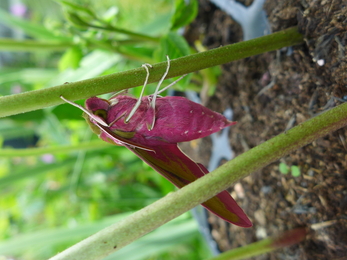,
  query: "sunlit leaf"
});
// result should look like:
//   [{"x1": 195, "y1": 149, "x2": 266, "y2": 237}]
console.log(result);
[
  {"x1": 291, "y1": 165, "x2": 301, "y2": 177},
  {"x1": 0, "y1": 8, "x2": 70, "y2": 42},
  {"x1": 170, "y1": 0, "x2": 198, "y2": 31},
  {"x1": 279, "y1": 162, "x2": 289, "y2": 174},
  {"x1": 58, "y1": 46, "x2": 83, "y2": 71}
]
